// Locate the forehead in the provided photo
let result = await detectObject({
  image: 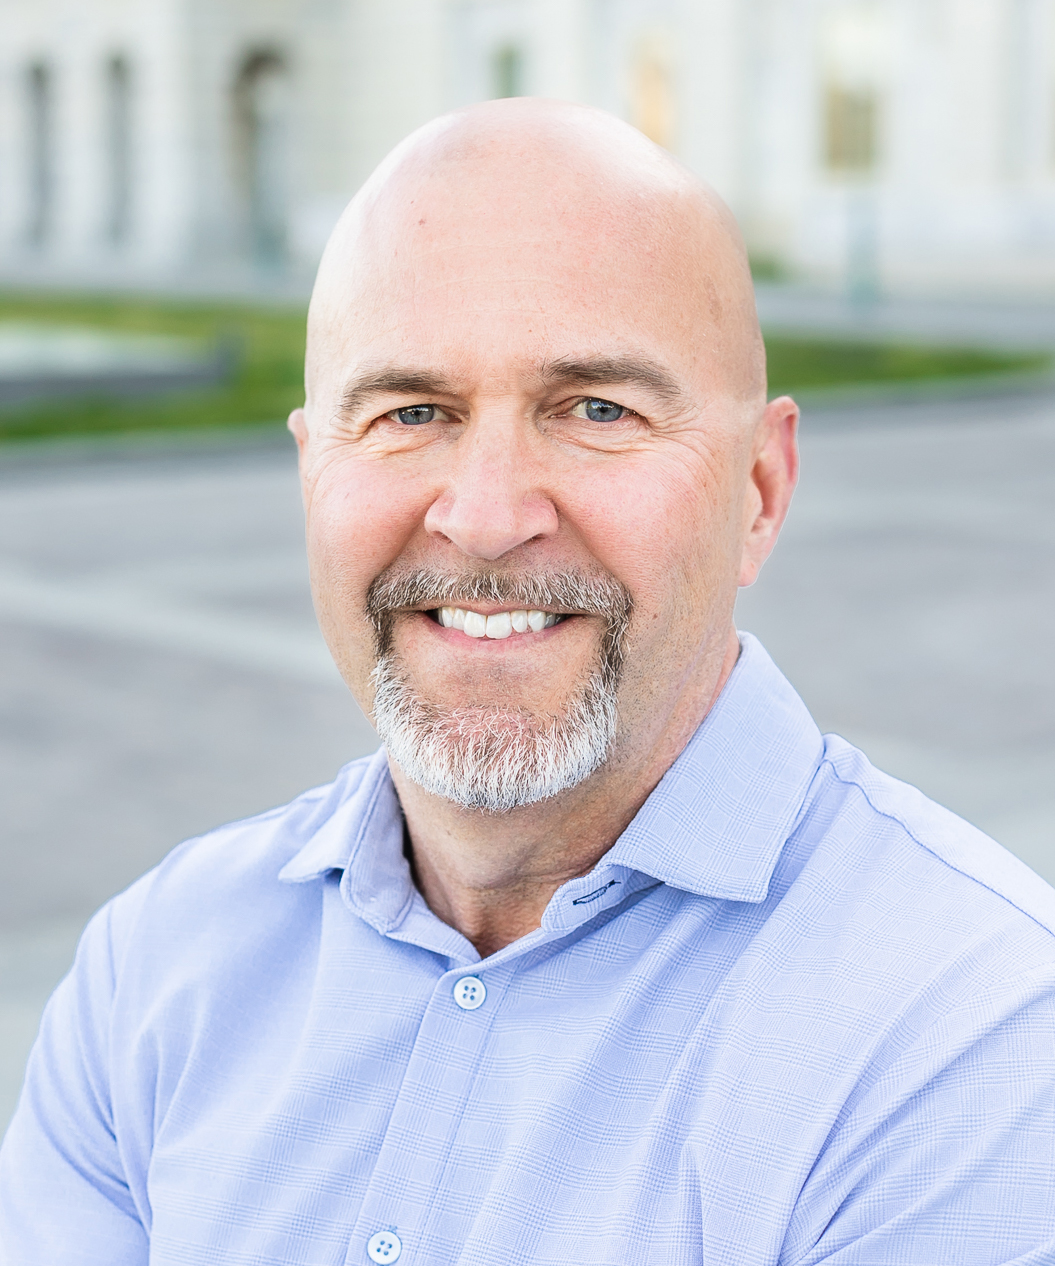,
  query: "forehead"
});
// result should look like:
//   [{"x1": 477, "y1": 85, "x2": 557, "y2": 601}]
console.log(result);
[{"x1": 312, "y1": 179, "x2": 724, "y2": 393}]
